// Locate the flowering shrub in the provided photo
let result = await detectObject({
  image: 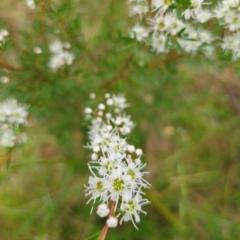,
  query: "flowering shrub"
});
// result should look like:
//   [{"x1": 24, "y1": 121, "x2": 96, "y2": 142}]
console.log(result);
[
  {"x1": 0, "y1": 1, "x2": 239, "y2": 239},
  {"x1": 128, "y1": 0, "x2": 240, "y2": 60},
  {"x1": 84, "y1": 94, "x2": 150, "y2": 238}
]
